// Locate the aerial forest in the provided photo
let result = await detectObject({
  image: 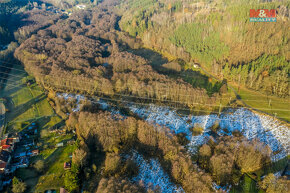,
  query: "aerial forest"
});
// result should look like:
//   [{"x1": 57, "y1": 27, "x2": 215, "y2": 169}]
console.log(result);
[{"x1": 0, "y1": 0, "x2": 288, "y2": 193}]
